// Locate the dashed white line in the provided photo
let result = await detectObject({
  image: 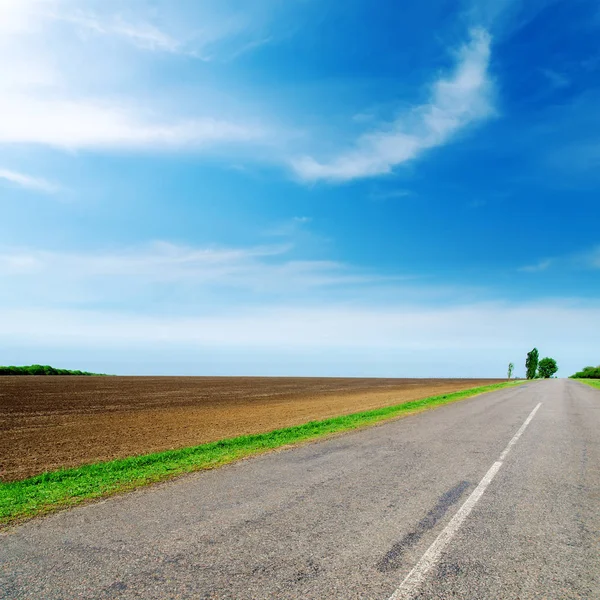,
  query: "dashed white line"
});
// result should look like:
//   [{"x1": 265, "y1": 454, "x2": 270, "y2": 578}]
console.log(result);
[{"x1": 388, "y1": 402, "x2": 542, "y2": 600}]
